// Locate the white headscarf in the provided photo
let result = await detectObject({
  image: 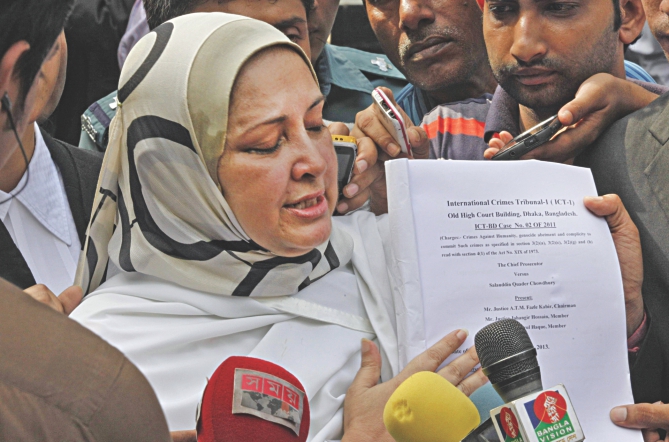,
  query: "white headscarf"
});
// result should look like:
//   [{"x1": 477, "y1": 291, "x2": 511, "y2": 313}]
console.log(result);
[{"x1": 75, "y1": 13, "x2": 351, "y2": 298}]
